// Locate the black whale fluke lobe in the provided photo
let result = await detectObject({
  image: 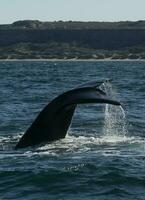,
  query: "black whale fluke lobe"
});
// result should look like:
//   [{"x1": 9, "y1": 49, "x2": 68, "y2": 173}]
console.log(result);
[{"x1": 15, "y1": 80, "x2": 120, "y2": 150}]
